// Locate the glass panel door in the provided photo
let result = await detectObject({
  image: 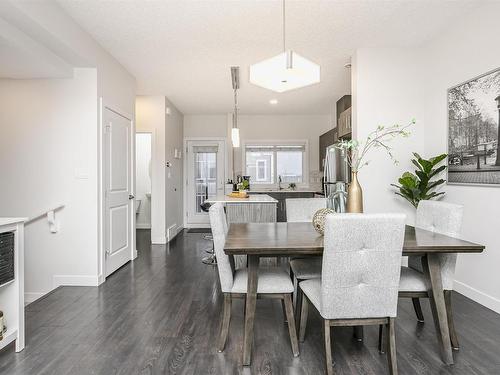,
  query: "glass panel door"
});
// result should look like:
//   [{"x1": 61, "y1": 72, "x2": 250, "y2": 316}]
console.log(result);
[
  {"x1": 186, "y1": 140, "x2": 225, "y2": 225},
  {"x1": 194, "y1": 151, "x2": 217, "y2": 212}
]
